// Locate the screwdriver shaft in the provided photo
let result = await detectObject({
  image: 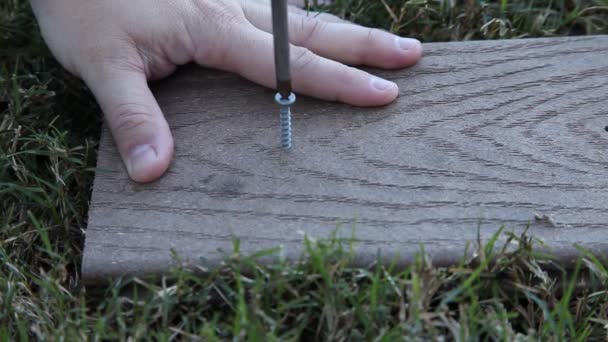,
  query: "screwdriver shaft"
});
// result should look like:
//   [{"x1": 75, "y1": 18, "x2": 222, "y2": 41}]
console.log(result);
[{"x1": 271, "y1": 0, "x2": 292, "y2": 99}]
